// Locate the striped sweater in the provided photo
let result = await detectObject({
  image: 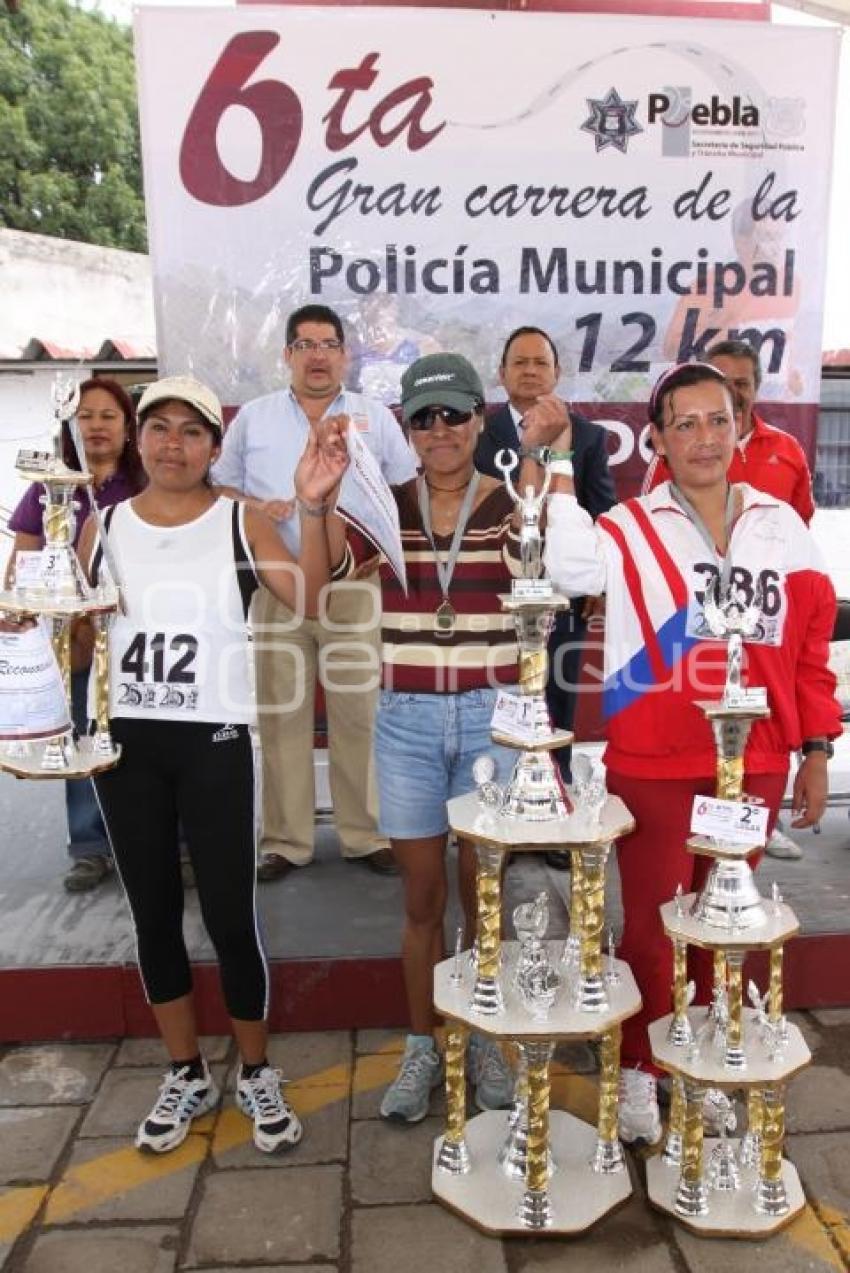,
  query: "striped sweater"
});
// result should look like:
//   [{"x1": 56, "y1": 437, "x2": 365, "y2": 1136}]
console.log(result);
[{"x1": 347, "y1": 480, "x2": 523, "y2": 693}]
